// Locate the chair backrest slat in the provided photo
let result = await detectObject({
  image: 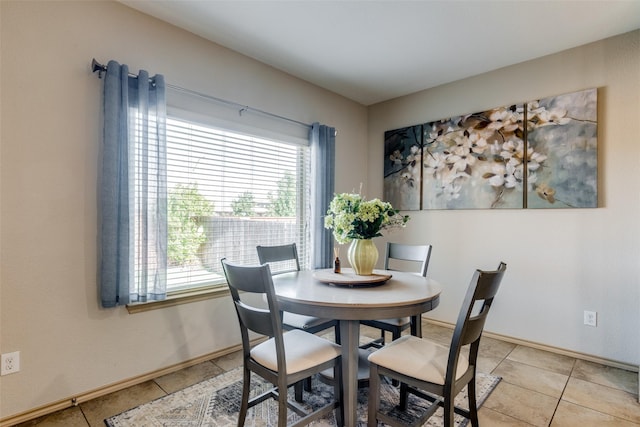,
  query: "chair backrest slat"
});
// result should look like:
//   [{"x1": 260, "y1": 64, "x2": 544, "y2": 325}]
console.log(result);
[
  {"x1": 235, "y1": 301, "x2": 275, "y2": 338},
  {"x1": 257, "y1": 243, "x2": 301, "y2": 274},
  {"x1": 221, "y1": 258, "x2": 283, "y2": 341},
  {"x1": 384, "y1": 242, "x2": 432, "y2": 277}
]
